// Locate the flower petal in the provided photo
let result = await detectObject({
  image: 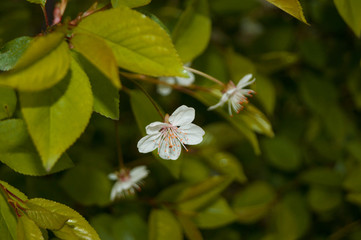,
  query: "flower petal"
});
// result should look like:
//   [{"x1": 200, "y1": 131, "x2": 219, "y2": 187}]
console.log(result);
[
  {"x1": 176, "y1": 70, "x2": 195, "y2": 86},
  {"x1": 236, "y1": 74, "x2": 255, "y2": 89},
  {"x1": 137, "y1": 133, "x2": 161, "y2": 153},
  {"x1": 158, "y1": 77, "x2": 176, "y2": 96},
  {"x1": 130, "y1": 165, "x2": 149, "y2": 182},
  {"x1": 158, "y1": 140, "x2": 182, "y2": 160},
  {"x1": 108, "y1": 173, "x2": 118, "y2": 181},
  {"x1": 179, "y1": 123, "x2": 205, "y2": 145},
  {"x1": 145, "y1": 122, "x2": 167, "y2": 134},
  {"x1": 169, "y1": 105, "x2": 195, "y2": 126},
  {"x1": 208, "y1": 93, "x2": 229, "y2": 111}
]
